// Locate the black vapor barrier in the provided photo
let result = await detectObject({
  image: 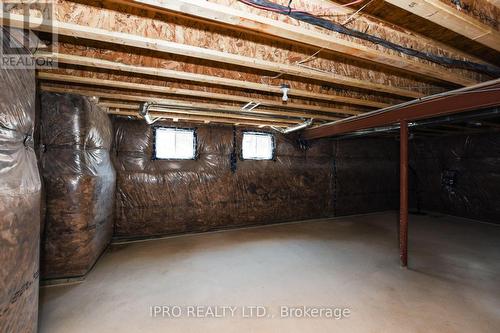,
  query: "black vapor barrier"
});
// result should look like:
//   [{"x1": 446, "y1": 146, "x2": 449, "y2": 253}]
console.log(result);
[
  {"x1": 40, "y1": 92, "x2": 116, "y2": 279},
  {"x1": 0, "y1": 32, "x2": 41, "y2": 333},
  {"x1": 112, "y1": 118, "x2": 335, "y2": 238},
  {"x1": 333, "y1": 137, "x2": 400, "y2": 216},
  {"x1": 410, "y1": 133, "x2": 500, "y2": 223},
  {"x1": 112, "y1": 118, "x2": 400, "y2": 240}
]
